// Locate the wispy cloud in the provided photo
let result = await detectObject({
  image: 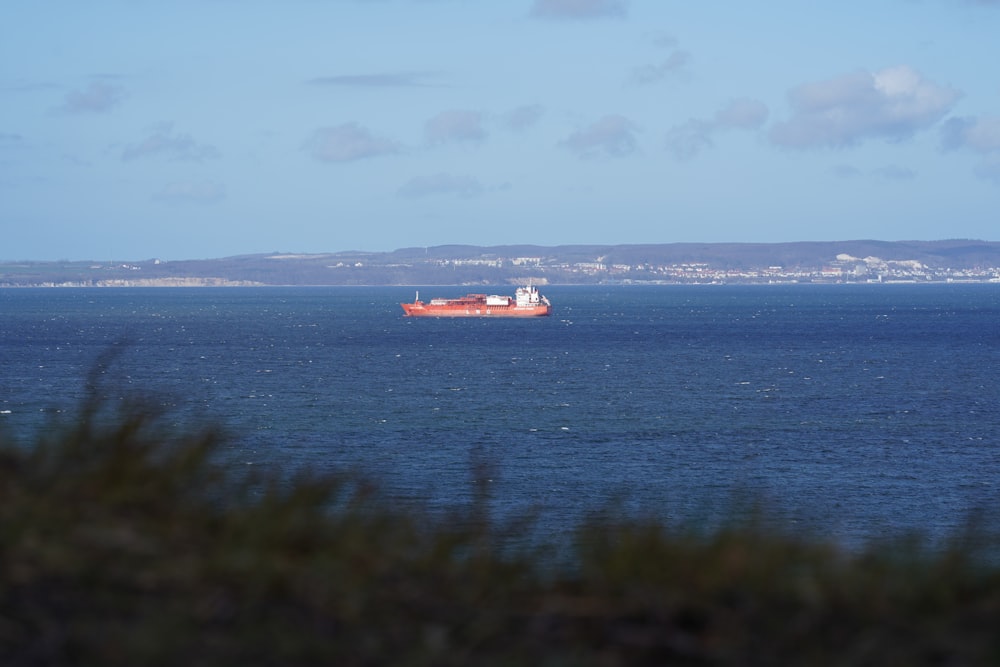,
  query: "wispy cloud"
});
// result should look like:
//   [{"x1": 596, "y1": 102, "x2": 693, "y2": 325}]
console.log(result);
[
  {"x1": 714, "y1": 98, "x2": 771, "y2": 130},
  {"x1": 647, "y1": 31, "x2": 678, "y2": 50},
  {"x1": 664, "y1": 119, "x2": 713, "y2": 161},
  {"x1": 4, "y1": 80, "x2": 61, "y2": 94},
  {"x1": 941, "y1": 116, "x2": 1000, "y2": 185},
  {"x1": 397, "y1": 172, "x2": 484, "y2": 199},
  {"x1": 304, "y1": 123, "x2": 401, "y2": 162},
  {"x1": 665, "y1": 98, "x2": 768, "y2": 160},
  {"x1": 0, "y1": 132, "x2": 25, "y2": 149},
  {"x1": 940, "y1": 116, "x2": 1000, "y2": 153},
  {"x1": 632, "y1": 51, "x2": 690, "y2": 85},
  {"x1": 874, "y1": 164, "x2": 917, "y2": 181},
  {"x1": 56, "y1": 82, "x2": 125, "y2": 114},
  {"x1": 973, "y1": 160, "x2": 1000, "y2": 185},
  {"x1": 560, "y1": 114, "x2": 638, "y2": 158},
  {"x1": 424, "y1": 110, "x2": 487, "y2": 145},
  {"x1": 122, "y1": 123, "x2": 220, "y2": 162},
  {"x1": 832, "y1": 164, "x2": 862, "y2": 179},
  {"x1": 153, "y1": 180, "x2": 226, "y2": 205},
  {"x1": 307, "y1": 71, "x2": 441, "y2": 88},
  {"x1": 530, "y1": 0, "x2": 627, "y2": 20},
  {"x1": 770, "y1": 65, "x2": 960, "y2": 149},
  {"x1": 502, "y1": 104, "x2": 544, "y2": 131},
  {"x1": 831, "y1": 163, "x2": 917, "y2": 181}
]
